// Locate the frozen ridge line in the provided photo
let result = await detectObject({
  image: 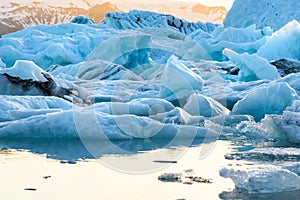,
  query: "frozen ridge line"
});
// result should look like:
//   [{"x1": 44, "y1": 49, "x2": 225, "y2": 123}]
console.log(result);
[{"x1": 102, "y1": 10, "x2": 219, "y2": 34}]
